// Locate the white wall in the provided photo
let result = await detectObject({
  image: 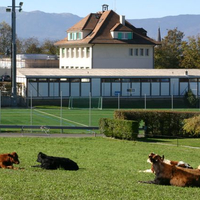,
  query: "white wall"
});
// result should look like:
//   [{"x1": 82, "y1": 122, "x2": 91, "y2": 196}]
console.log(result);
[
  {"x1": 59, "y1": 46, "x2": 92, "y2": 69},
  {"x1": 92, "y1": 44, "x2": 154, "y2": 69}
]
